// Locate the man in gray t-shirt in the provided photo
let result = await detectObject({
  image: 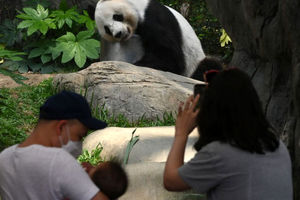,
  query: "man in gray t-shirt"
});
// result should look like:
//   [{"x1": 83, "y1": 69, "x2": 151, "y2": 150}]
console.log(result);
[{"x1": 0, "y1": 91, "x2": 109, "y2": 200}]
